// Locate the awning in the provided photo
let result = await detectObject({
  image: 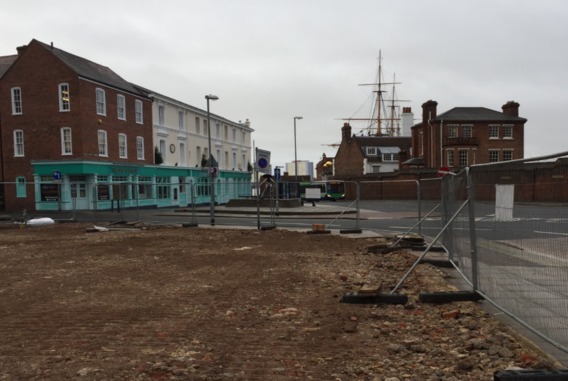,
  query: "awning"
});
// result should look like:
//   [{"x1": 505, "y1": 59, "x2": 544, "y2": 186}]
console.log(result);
[{"x1": 378, "y1": 147, "x2": 400, "y2": 154}]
